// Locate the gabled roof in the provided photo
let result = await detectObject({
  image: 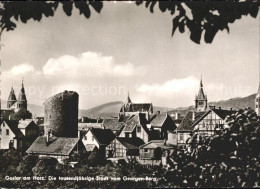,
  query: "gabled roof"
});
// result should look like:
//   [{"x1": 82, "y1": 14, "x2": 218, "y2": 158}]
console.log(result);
[
  {"x1": 176, "y1": 111, "x2": 205, "y2": 131},
  {"x1": 102, "y1": 119, "x2": 124, "y2": 131},
  {"x1": 212, "y1": 108, "x2": 236, "y2": 120},
  {"x1": 151, "y1": 113, "x2": 168, "y2": 127},
  {"x1": 140, "y1": 140, "x2": 175, "y2": 149},
  {"x1": 26, "y1": 136, "x2": 79, "y2": 156},
  {"x1": 18, "y1": 119, "x2": 34, "y2": 129},
  {"x1": 191, "y1": 108, "x2": 236, "y2": 127},
  {"x1": 89, "y1": 128, "x2": 115, "y2": 145},
  {"x1": 123, "y1": 113, "x2": 148, "y2": 132},
  {"x1": 116, "y1": 137, "x2": 145, "y2": 150},
  {"x1": 4, "y1": 120, "x2": 25, "y2": 139}
]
